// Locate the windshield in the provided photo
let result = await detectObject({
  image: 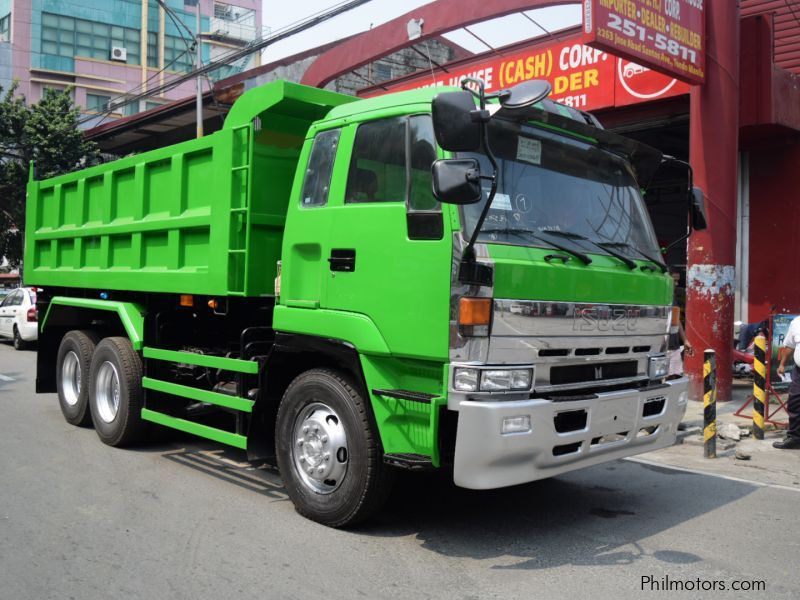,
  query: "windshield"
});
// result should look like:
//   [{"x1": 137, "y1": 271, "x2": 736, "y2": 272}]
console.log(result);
[{"x1": 459, "y1": 119, "x2": 661, "y2": 259}]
